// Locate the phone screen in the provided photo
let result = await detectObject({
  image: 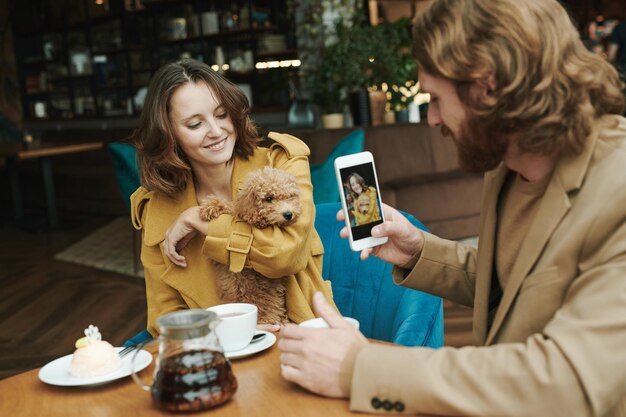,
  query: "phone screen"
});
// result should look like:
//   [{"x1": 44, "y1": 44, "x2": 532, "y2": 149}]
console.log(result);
[{"x1": 339, "y1": 162, "x2": 384, "y2": 241}]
